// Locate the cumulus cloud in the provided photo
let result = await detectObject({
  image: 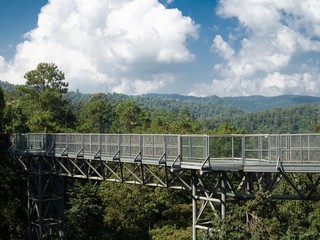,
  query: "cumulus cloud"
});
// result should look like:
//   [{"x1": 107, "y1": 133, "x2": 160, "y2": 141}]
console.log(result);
[
  {"x1": 211, "y1": 35, "x2": 234, "y2": 60},
  {"x1": 192, "y1": 0, "x2": 320, "y2": 97},
  {"x1": 112, "y1": 73, "x2": 174, "y2": 95},
  {"x1": 190, "y1": 72, "x2": 320, "y2": 97},
  {"x1": 0, "y1": 56, "x2": 7, "y2": 72},
  {"x1": 0, "y1": 0, "x2": 198, "y2": 94}
]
